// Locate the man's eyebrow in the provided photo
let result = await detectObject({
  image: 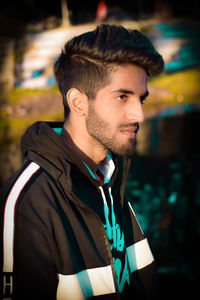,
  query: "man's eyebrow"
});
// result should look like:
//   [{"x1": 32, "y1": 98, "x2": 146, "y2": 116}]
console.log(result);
[
  {"x1": 112, "y1": 89, "x2": 134, "y2": 94},
  {"x1": 112, "y1": 89, "x2": 149, "y2": 98}
]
